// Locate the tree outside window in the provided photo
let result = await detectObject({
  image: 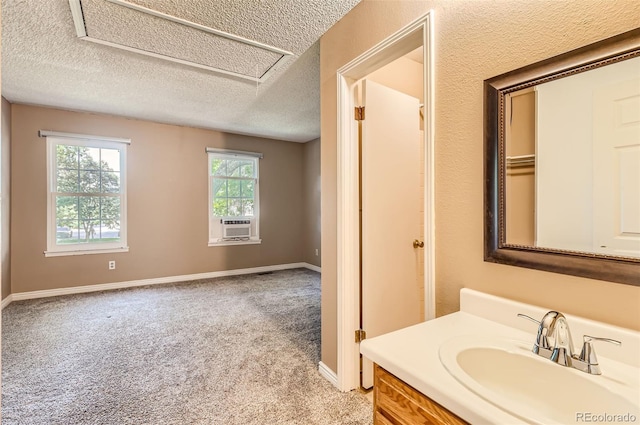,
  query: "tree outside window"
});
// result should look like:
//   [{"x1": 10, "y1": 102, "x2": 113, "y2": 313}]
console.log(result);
[
  {"x1": 210, "y1": 157, "x2": 256, "y2": 218},
  {"x1": 55, "y1": 144, "x2": 122, "y2": 244},
  {"x1": 207, "y1": 151, "x2": 261, "y2": 245},
  {"x1": 46, "y1": 135, "x2": 128, "y2": 255}
]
